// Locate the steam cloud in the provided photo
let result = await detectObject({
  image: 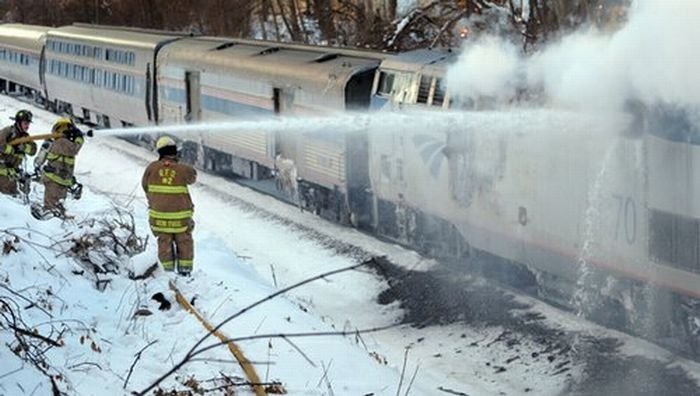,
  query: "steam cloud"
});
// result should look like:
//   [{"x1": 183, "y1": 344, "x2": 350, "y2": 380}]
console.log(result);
[{"x1": 446, "y1": 0, "x2": 700, "y2": 111}]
